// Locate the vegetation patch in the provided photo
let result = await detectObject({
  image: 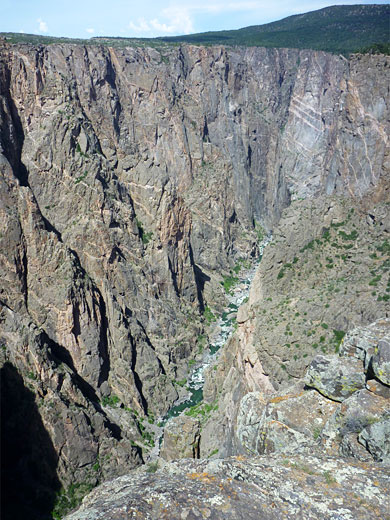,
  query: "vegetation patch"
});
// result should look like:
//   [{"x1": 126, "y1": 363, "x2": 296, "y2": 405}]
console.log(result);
[
  {"x1": 184, "y1": 400, "x2": 218, "y2": 422},
  {"x1": 221, "y1": 274, "x2": 239, "y2": 295},
  {"x1": 101, "y1": 394, "x2": 120, "y2": 407},
  {"x1": 52, "y1": 483, "x2": 95, "y2": 520},
  {"x1": 135, "y1": 218, "x2": 153, "y2": 244},
  {"x1": 74, "y1": 171, "x2": 88, "y2": 184},
  {"x1": 203, "y1": 305, "x2": 216, "y2": 324}
]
